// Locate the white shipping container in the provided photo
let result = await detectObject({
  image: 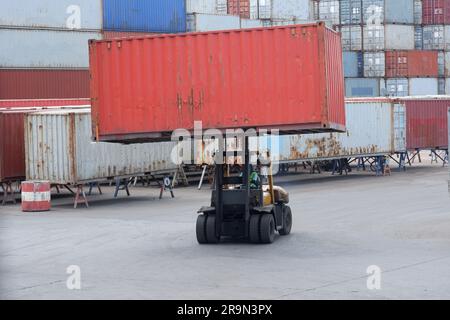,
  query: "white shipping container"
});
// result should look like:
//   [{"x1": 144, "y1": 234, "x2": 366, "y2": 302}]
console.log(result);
[
  {"x1": 423, "y1": 25, "x2": 445, "y2": 50},
  {"x1": 409, "y1": 78, "x2": 439, "y2": 96},
  {"x1": 271, "y1": 0, "x2": 312, "y2": 21},
  {"x1": 240, "y1": 18, "x2": 263, "y2": 29},
  {"x1": 25, "y1": 109, "x2": 178, "y2": 185},
  {"x1": 186, "y1": 0, "x2": 221, "y2": 14},
  {"x1": 386, "y1": 78, "x2": 409, "y2": 97},
  {"x1": 187, "y1": 13, "x2": 240, "y2": 32},
  {"x1": 445, "y1": 78, "x2": 450, "y2": 95},
  {"x1": 340, "y1": 25, "x2": 363, "y2": 51},
  {"x1": 0, "y1": 0, "x2": 102, "y2": 30},
  {"x1": 318, "y1": 0, "x2": 340, "y2": 26},
  {"x1": 0, "y1": 29, "x2": 101, "y2": 68},
  {"x1": 275, "y1": 99, "x2": 406, "y2": 162}
]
